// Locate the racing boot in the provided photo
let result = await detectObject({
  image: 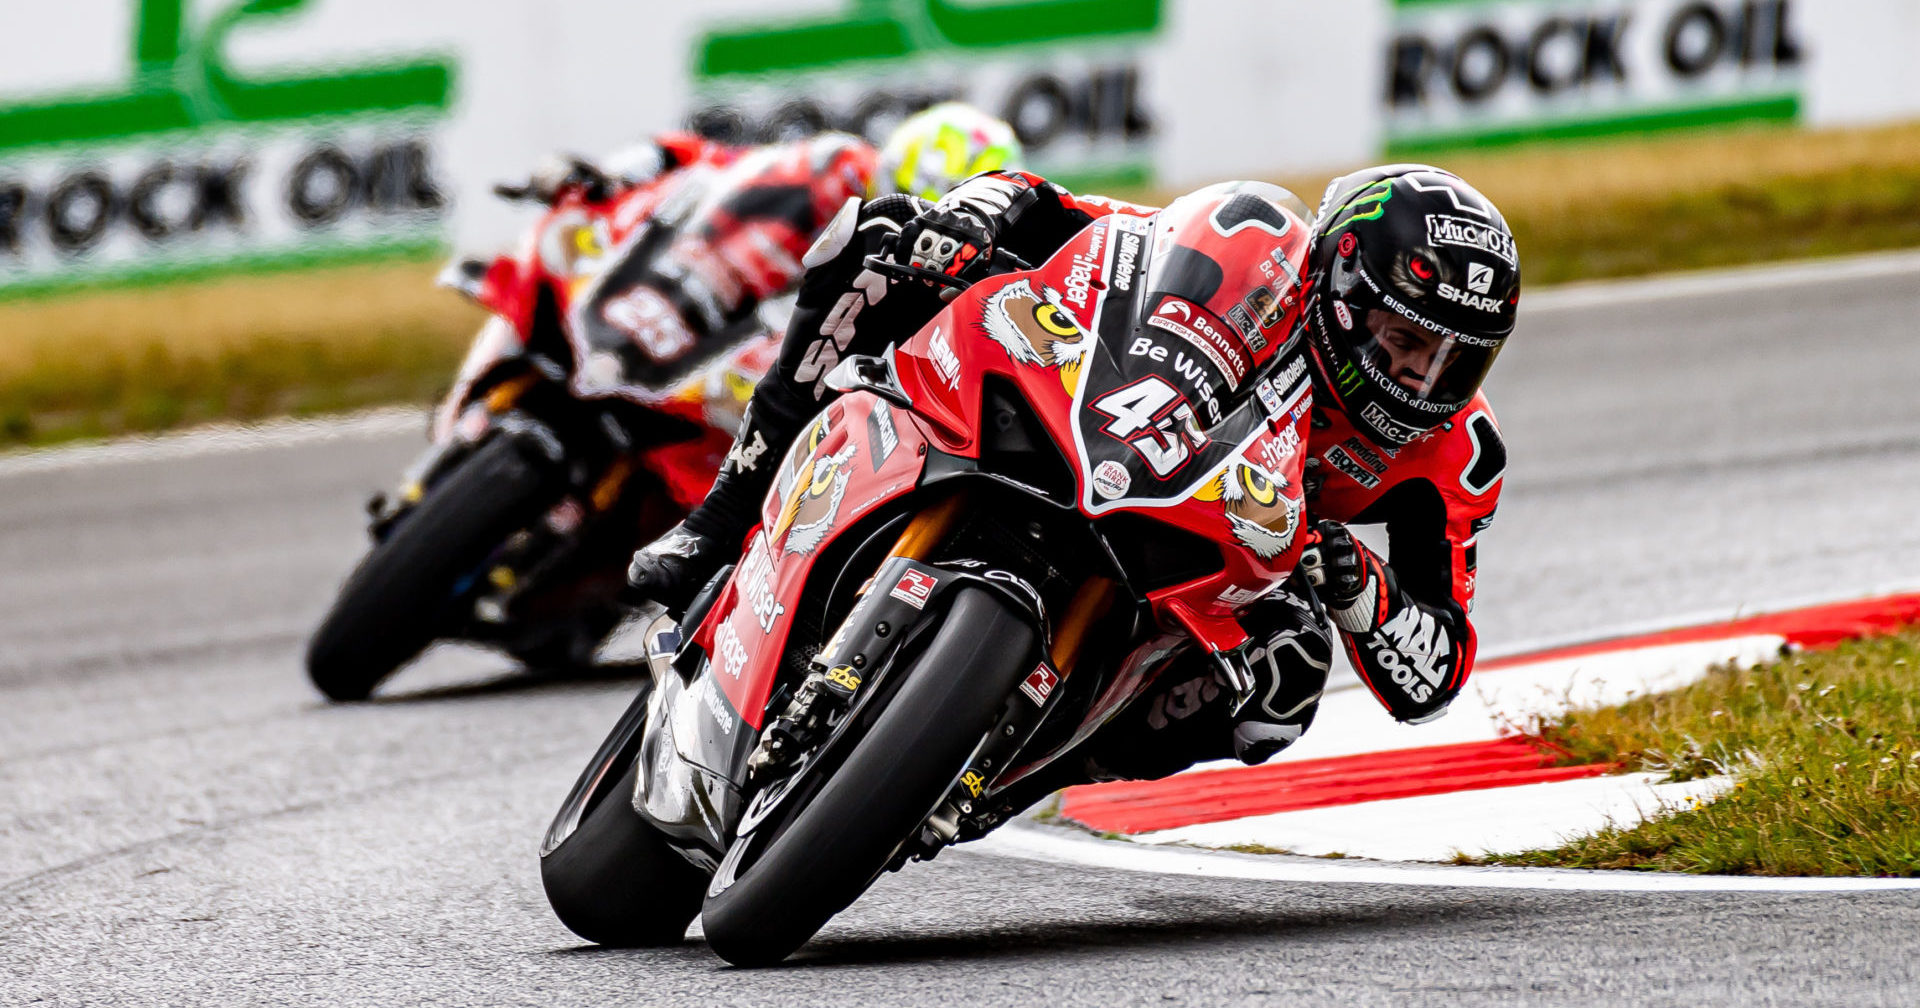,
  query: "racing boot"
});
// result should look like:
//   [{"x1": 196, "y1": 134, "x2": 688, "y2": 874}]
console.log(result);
[
  {"x1": 625, "y1": 383, "x2": 814, "y2": 615},
  {"x1": 1228, "y1": 589, "x2": 1334, "y2": 764}
]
